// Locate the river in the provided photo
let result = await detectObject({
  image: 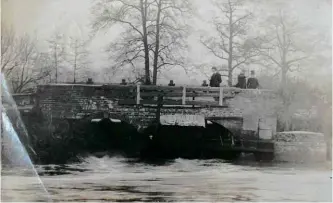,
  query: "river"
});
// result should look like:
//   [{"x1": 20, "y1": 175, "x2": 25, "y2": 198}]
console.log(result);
[{"x1": 1, "y1": 156, "x2": 332, "y2": 202}]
